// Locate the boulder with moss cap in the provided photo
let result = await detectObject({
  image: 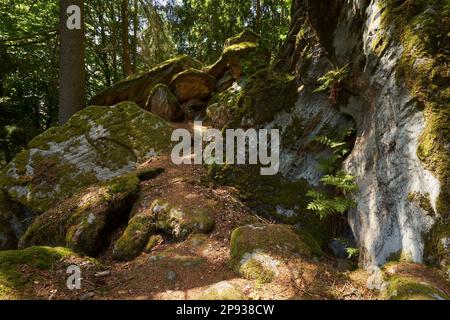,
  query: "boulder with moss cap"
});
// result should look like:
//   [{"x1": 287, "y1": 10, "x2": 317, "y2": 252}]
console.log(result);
[
  {"x1": 18, "y1": 173, "x2": 142, "y2": 256},
  {"x1": 230, "y1": 224, "x2": 319, "y2": 284},
  {"x1": 379, "y1": 262, "x2": 450, "y2": 300},
  {"x1": 0, "y1": 102, "x2": 172, "y2": 250},
  {"x1": 89, "y1": 55, "x2": 202, "y2": 108},
  {"x1": 151, "y1": 199, "x2": 215, "y2": 240}
]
